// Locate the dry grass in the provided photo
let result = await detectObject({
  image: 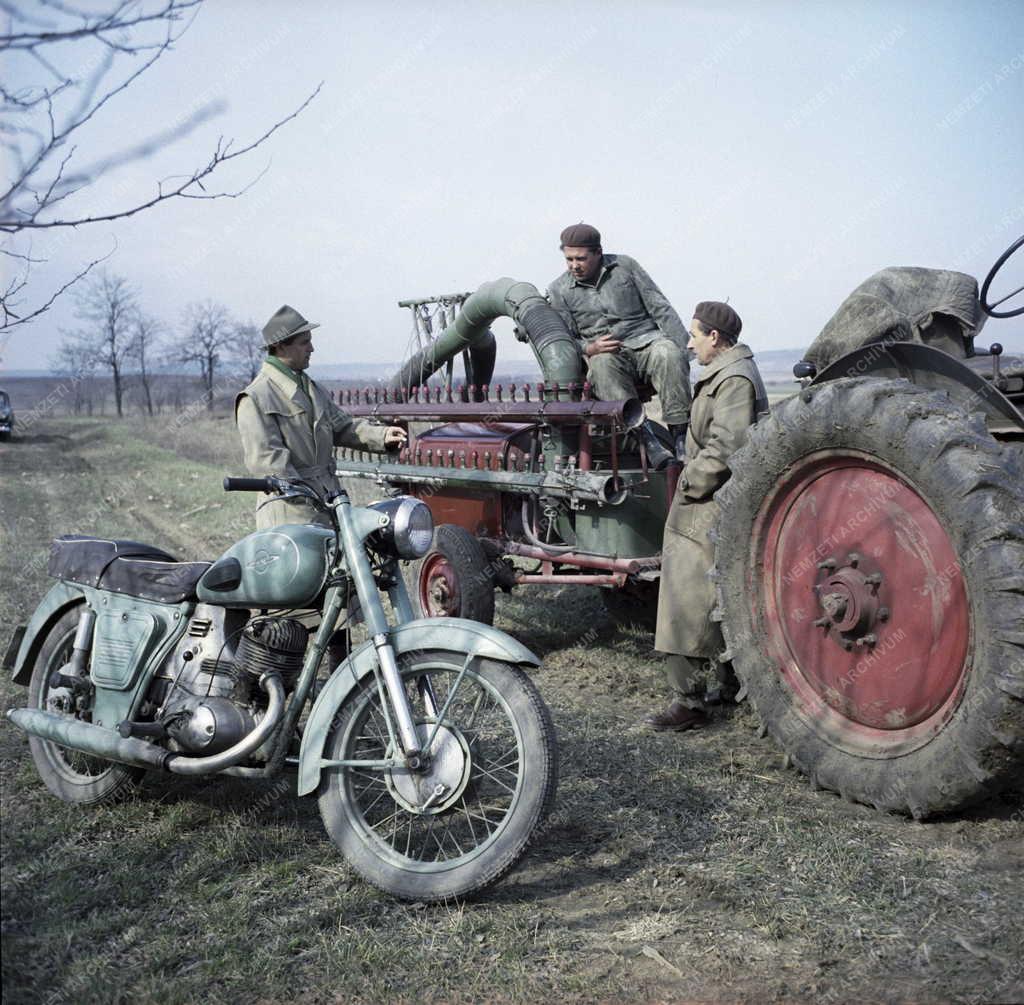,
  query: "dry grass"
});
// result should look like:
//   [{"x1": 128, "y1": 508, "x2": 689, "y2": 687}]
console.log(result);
[{"x1": 1, "y1": 417, "x2": 1021, "y2": 1005}]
